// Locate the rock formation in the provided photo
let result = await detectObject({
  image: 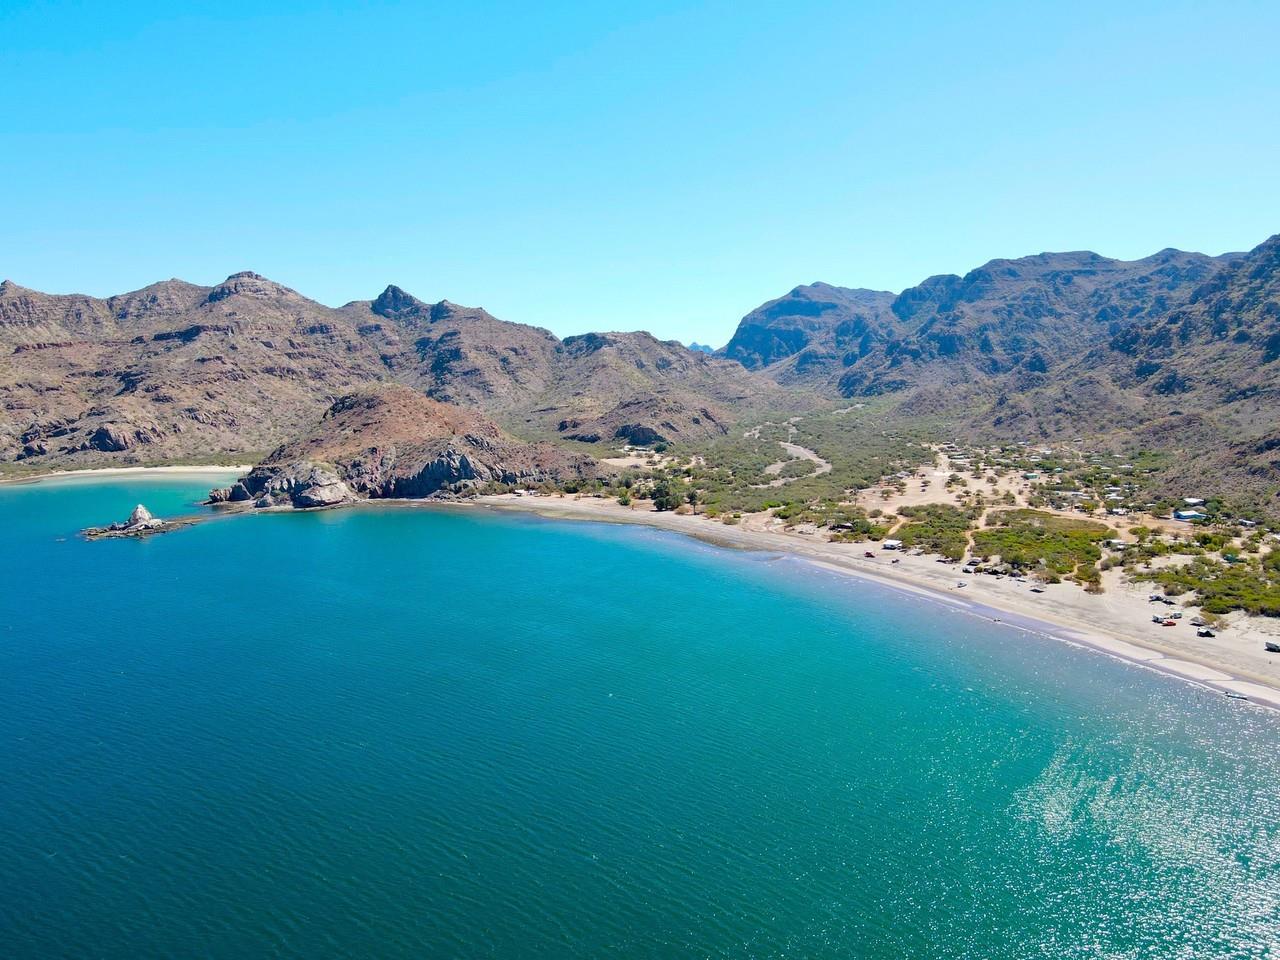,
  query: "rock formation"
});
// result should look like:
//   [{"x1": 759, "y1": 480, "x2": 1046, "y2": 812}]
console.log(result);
[
  {"x1": 213, "y1": 384, "x2": 599, "y2": 509},
  {"x1": 83, "y1": 502, "x2": 170, "y2": 538}
]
